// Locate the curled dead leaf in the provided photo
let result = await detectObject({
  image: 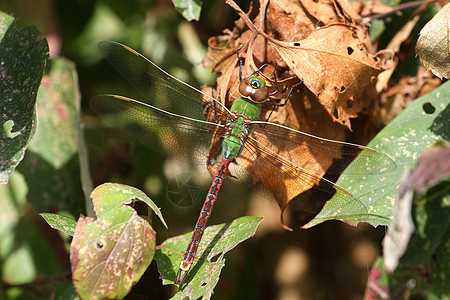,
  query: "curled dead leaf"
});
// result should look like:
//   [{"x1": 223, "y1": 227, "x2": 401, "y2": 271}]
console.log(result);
[
  {"x1": 416, "y1": 3, "x2": 450, "y2": 79},
  {"x1": 273, "y1": 24, "x2": 384, "y2": 127}
]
